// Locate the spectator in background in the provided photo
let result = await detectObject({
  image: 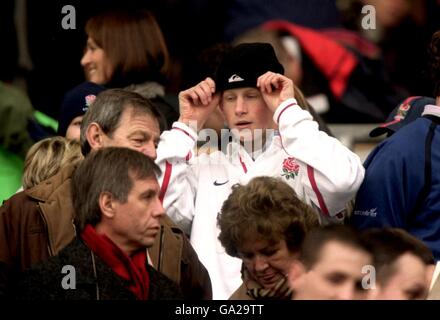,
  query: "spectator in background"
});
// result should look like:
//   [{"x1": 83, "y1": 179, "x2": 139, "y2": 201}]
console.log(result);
[
  {"x1": 351, "y1": 31, "x2": 440, "y2": 260},
  {"x1": 338, "y1": 0, "x2": 438, "y2": 96},
  {"x1": 80, "y1": 9, "x2": 178, "y2": 130},
  {"x1": 22, "y1": 137, "x2": 83, "y2": 190},
  {"x1": 223, "y1": 0, "x2": 342, "y2": 41},
  {"x1": 58, "y1": 82, "x2": 106, "y2": 141},
  {"x1": 289, "y1": 225, "x2": 372, "y2": 300},
  {"x1": 217, "y1": 176, "x2": 319, "y2": 300},
  {"x1": 234, "y1": 20, "x2": 404, "y2": 123},
  {"x1": 362, "y1": 228, "x2": 434, "y2": 300},
  {"x1": 0, "y1": 81, "x2": 35, "y2": 203}
]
